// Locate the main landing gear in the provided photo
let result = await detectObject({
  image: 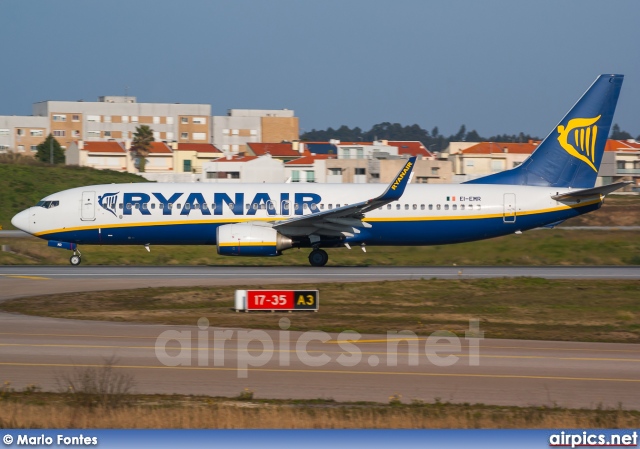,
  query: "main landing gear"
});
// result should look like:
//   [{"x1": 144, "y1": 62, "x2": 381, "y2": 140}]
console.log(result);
[
  {"x1": 69, "y1": 249, "x2": 82, "y2": 266},
  {"x1": 308, "y1": 249, "x2": 328, "y2": 267}
]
